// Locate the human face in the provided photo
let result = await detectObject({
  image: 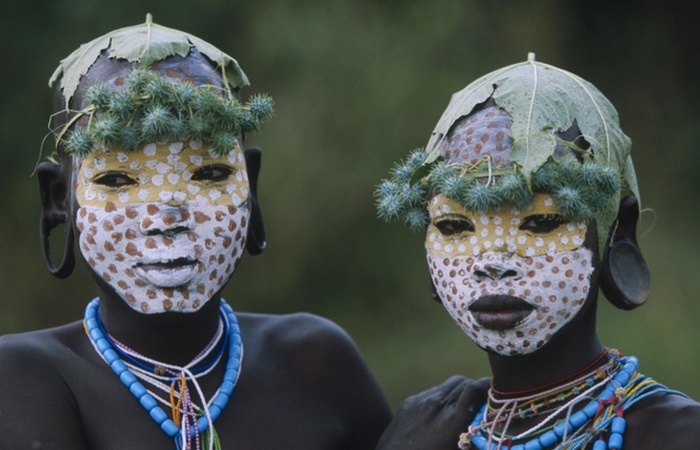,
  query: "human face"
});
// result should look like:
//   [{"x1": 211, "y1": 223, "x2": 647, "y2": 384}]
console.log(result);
[
  {"x1": 74, "y1": 141, "x2": 250, "y2": 314},
  {"x1": 425, "y1": 193, "x2": 595, "y2": 356}
]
